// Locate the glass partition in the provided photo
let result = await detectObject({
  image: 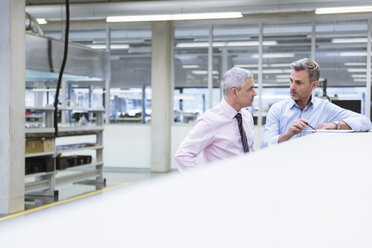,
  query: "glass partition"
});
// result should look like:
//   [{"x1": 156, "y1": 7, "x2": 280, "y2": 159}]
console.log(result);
[
  {"x1": 259, "y1": 22, "x2": 312, "y2": 122},
  {"x1": 173, "y1": 25, "x2": 210, "y2": 123},
  {"x1": 316, "y1": 20, "x2": 368, "y2": 114},
  {"x1": 109, "y1": 25, "x2": 152, "y2": 123}
]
